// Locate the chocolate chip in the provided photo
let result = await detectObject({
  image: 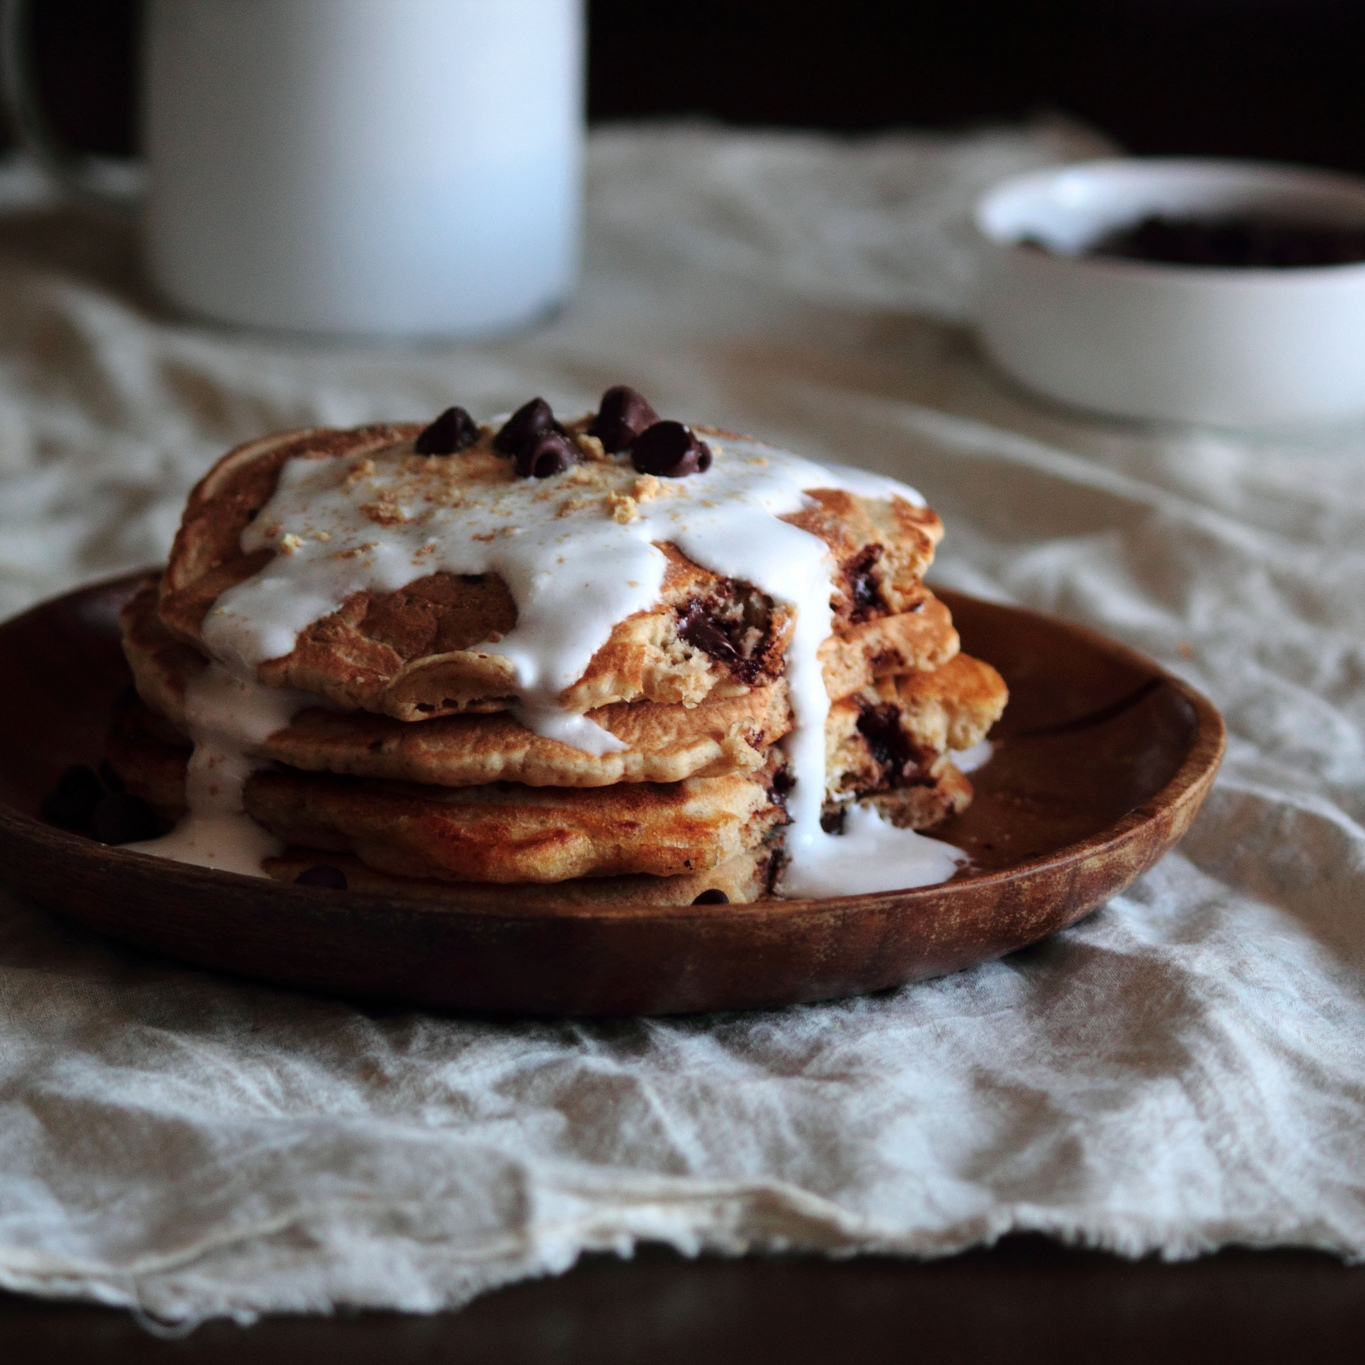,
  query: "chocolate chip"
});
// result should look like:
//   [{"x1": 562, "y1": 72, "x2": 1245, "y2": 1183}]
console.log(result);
[
  {"x1": 415, "y1": 406, "x2": 480, "y2": 456},
  {"x1": 631, "y1": 421, "x2": 711, "y2": 478},
  {"x1": 674, "y1": 591, "x2": 776, "y2": 686},
  {"x1": 515, "y1": 429, "x2": 579, "y2": 479},
  {"x1": 41, "y1": 764, "x2": 105, "y2": 830},
  {"x1": 494, "y1": 397, "x2": 559, "y2": 455},
  {"x1": 93, "y1": 792, "x2": 161, "y2": 844},
  {"x1": 295, "y1": 864, "x2": 348, "y2": 890},
  {"x1": 856, "y1": 700, "x2": 915, "y2": 786},
  {"x1": 820, "y1": 808, "x2": 846, "y2": 835},
  {"x1": 677, "y1": 608, "x2": 740, "y2": 668},
  {"x1": 845, "y1": 544, "x2": 884, "y2": 621},
  {"x1": 692, "y1": 888, "x2": 729, "y2": 904},
  {"x1": 98, "y1": 759, "x2": 124, "y2": 794},
  {"x1": 591, "y1": 385, "x2": 659, "y2": 453}
]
